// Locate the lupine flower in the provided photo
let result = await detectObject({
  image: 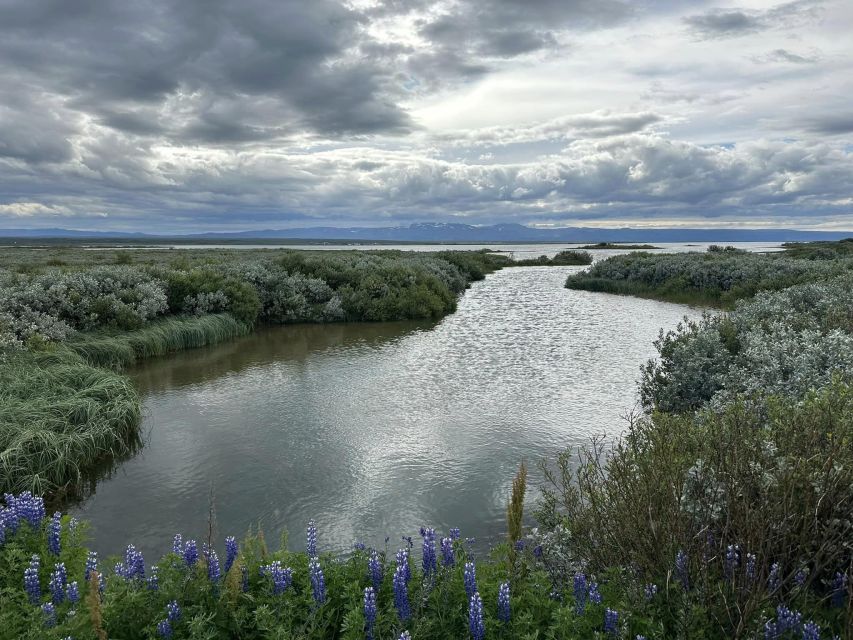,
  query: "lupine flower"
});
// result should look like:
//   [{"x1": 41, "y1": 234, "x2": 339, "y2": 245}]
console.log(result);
[
  {"x1": 114, "y1": 562, "x2": 127, "y2": 579},
  {"x1": 636, "y1": 636, "x2": 647, "y2": 640},
  {"x1": 775, "y1": 604, "x2": 803, "y2": 635},
  {"x1": 573, "y1": 572, "x2": 587, "y2": 615},
  {"x1": 832, "y1": 571, "x2": 848, "y2": 608},
  {"x1": 125, "y1": 544, "x2": 145, "y2": 580},
  {"x1": 393, "y1": 564, "x2": 411, "y2": 621},
  {"x1": 604, "y1": 608, "x2": 619, "y2": 636},
  {"x1": 440, "y1": 537, "x2": 454, "y2": 567},
  {"x1": 148, "y1": 567, "x2": 159, "y2": 591},
  {"x1": 768, "y1": 563, "x2": 781, "y2": 592},
  {"x1": 67, "y1": 580, "x2": 79, "y2": 605},
  {"x1": 745, "y1": 553, "x2": 757, "y2": 581},
  {"x1": 421, "y1": 527, "x2": 437, "y2": 576},
  {"x1": 47, "y1": 512, "x2": 62, "y2": 556},
  {"x1": 396, "y1": 548, "x2": 411, "y2": 583},
  {"x1": 450, "y1": 527, "x2": 461, "y2": 540},
  {"x1": 353, "y1": 541, "x2": 366, "y2": 551},
  {"x1": 49, "y1": 563, "x2": 67, "y2": 604},
  {"x1": 42, "y1": 602, "x2": 56, "y2": 628},
  {"x1": 725, "y1": 544, "x2": 739, "y2": 579},
  {"x1": 5, "y1": 492, "x2": 45, "y2": 530},
  {"x1": 262, "y1": 561, "x2": 293, "y2": 595},
  {"x1": 795, "y1": 568, "x2": 808, "y2": 586},
  {"x1": 588, "y1": 581, "x2": 602, "y2": 605},
  {"x1": 399, "y1": 633, "x2": 411, "y2": 640},
  {"x1": 172, "y1": 534, "x2": 183, "y2": 555},
  {"x1": 533, "y1": 545, "x2": 543, "y2": 559},
  {"x1": 364, "y1": 586, "x2": 377, "y2": 640},
  {"x1": 85, "y1": 551, "x2": 98, "y2": 581},
  {"x1": 241, "y1": 565, "x2": 249, "y2": 592},
  {"x1": 24, "y1": 555, "x2": 41, "y2": 604},
  {"x1": 802, "y1": 621, "x2": 820, "y2": 640},
  {"x1": 224, "y1": 536, "x2": 238, "y2": 573},
  {"x1": 644, "y1": 583, "x2": 658, "y2": 600},
  {"x1": 464, "y1": 562, "x2": 478, "y2": 599},
  {"x1": 208, "y1": 550, "x2": 221, "y2": 582},
  {"x1": 498, "y1": 581, "x2": 511, "y2": 623},
  {"x1": 514, "y1": 539, "x2": 526, "y2": 552},
  {"x1": 307, "y1": 520, "x2": 318, "y2": 557},
  {"x1": 167, "y1": 600, "x2": 182, "y2": 622},
  {"x1": 157, "y1": 620, "x2": 173, "y2": 638},
  {"x1": 183, "y1": 540, "x2": 198, "y2": 567},
  {"x1": 368, "y1": 549, "x2": 383, "y2": 592},
  {"x1": 0, "y1": 508, "x2": 7, "y2": 545},
  {"x1": 469, "y1": 592, "x2": 485, "y2": 640},
  {"x1": 309, "y1": 558, "x2": 326, "y2": 605},
  {"x1": 675, "y1": 550, "x2": 689, "y2": 590},
  {"x1": 764, "y1": 620, "x2": 779, "y2": 640},
  {"x1": 68, "y1": 517, "x2": 78, "y2": 536}
]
